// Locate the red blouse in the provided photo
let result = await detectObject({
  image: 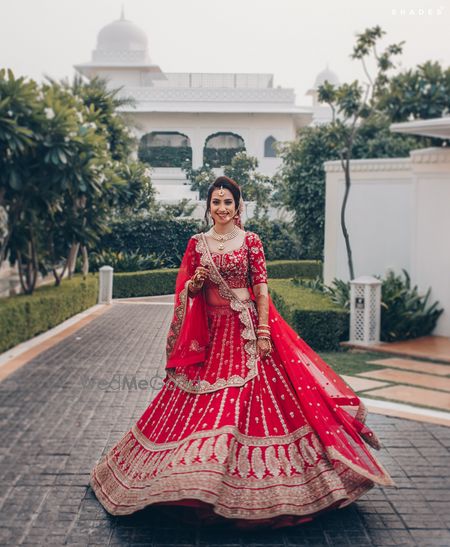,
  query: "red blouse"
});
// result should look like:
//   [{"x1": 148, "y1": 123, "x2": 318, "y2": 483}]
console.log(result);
[{"x1": 201, "y1": 231, "x2": 268, "y2": 289}]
